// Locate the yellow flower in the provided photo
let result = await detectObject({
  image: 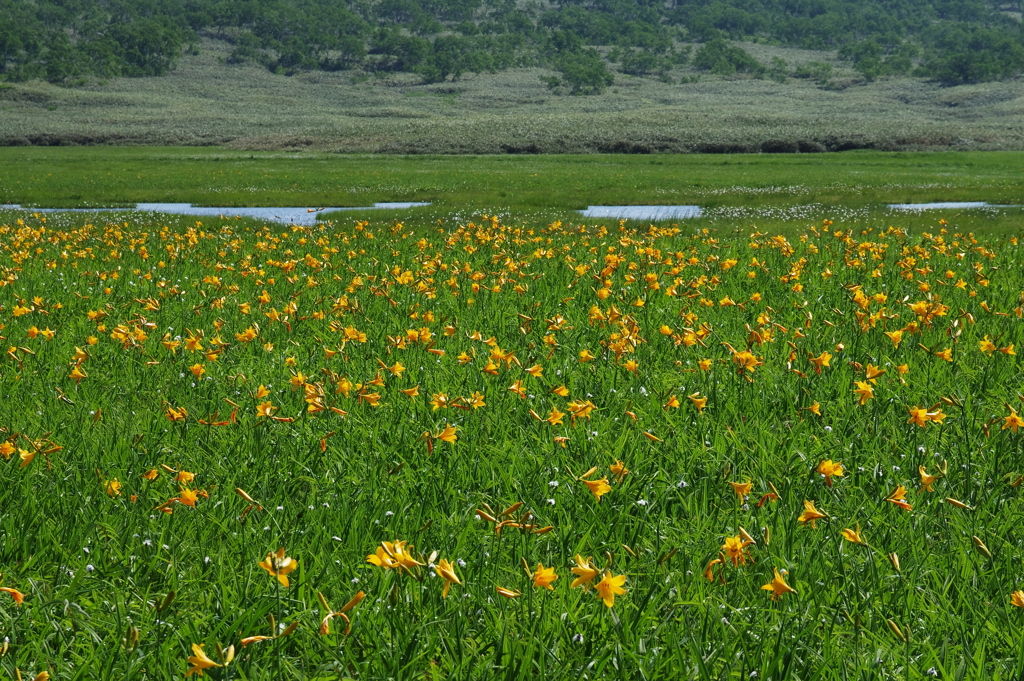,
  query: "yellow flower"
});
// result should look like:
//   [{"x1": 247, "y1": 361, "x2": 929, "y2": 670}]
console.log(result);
[
  {"x1": 258, "y1": 547, "x2": 297, "y2": 587},
  {"x1": 185, "y1": 643, "x2": 222, "y2": 677},
  {"x1": 722, "y1": 534, "x2": 753, "y2": 566},
  {"x1": 704, "y1": 555, "x2": 725, "y2": 582},
  {"x1": 595, "y1": 572, "x2": 627, "y2": 607},
  {"x1": 435, "y1": 558, "x2": 462, "y2": 598},
  {"x1": 368, "y1": 540, "x2": 423, "y2": 573},
  {"x1": 240, "y1": 635, "x2": 275, "y2": 646},
  {"x1": 532, "y1": 564, "x2": 559, "y2": 590},
  {"x1": 979, "y1": 336, "x2": 997, "y2": 354},
  {"x1": 841, "y1": 524, "x2": 866, "y2": 544},
  {"x1": 729, "y1": 479, "x2": 752, "y2": 502},
  {"x1": 919, "y1": 466, "x2": 938, "y2": 492},
  {"x1": 0, "y1": 586, "x2": 25, "y2": 606},
  {"x1": 1003, "y1": 408, "x2": 1024, "y2": 433},
  {"x1": 853, "y1": 379, "x2": 877, "y2": 405},
  {"x1": 579, "y1": 349, "x2": 596, "y2": 362},
  {"x1": 689, "y1": 392, "x2": 708, "y2": 412},
  {"x1": 884, "y1": 330, "x2": 903, "y2": 347},
  {"x1": 166, "y1": 406, "x2": 187, "y2": 422},
  {"x1": 1011, "y1": 591, "x2": 1024, "y2": 609},
  {"x1": 816, "y1": 460, "x2": 843, "y2": 487},
  {"x1": 570, "y1": 555, "x2": 599, "y2": 589},
  {"x1": 105, "y1": 479, "x2": 122, "y2": 497},
  {"x1": 906, "y1": 406, "x2": 929, "y2": 427},
  {"x1": 757, "y1": 482, "x2": 781, "y2": 507},
  {"x1": 732, "y1": 350, "x2": 761, "y2": 373},
  {"x1": 865, "y1": 364, "x2": 886, "y2": 381},
  {"x1": 610, "y1": 460, "x2": 629, "y2": 482},
  {"x1": 388, "y1": 541, "x2": 424, "y2": 570},
  {"x1": 366, "y1": 546, "x2": 398, "y2": 571},
  {"x1": 235, "y1": 326, "x2": 257, "y2": 341},
  {"x1": 435, "y1": 424, "x2": 458, "y2": 443},
  {"x1": 582, "y1": 476, "x2": 611, "y2": 502},
  {"x1": 508, "y1": 380, "x2": 527, "y2": 399},
  {"x1": 808, "y1": 351, "x2": 832, "y2": 373},
  {"x1": 798, "y1": 500, "x2": 827, "y2": 528},
  {"x1": 545, "y1": 408, "x2": 565, "y2": 426},
  {"x1": 761, "y1": 568, "x2": 797, "y2": 601},
  {"x1": 69, "y1": 349, "x2": 87, "y2": 371},
  {"x1": 886, "y1": 485, "x2": 912, "y2": 511}
]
